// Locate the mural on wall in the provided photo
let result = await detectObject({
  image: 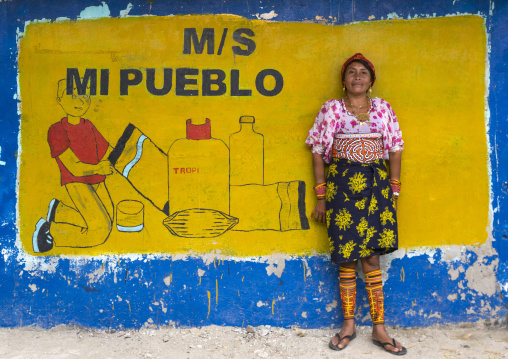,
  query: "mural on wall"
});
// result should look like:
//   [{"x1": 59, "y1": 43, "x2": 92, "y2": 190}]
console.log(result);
[
  {"x1": 18, "y1": 15, "x2": 488, "y2": 256},
  {"x1": 0, "y1": 0, "x2": 504, "y2": 331},
  {"x1": 33, "y1": 78, "x2": 309, "y2": 252},
  {"x1": 33, "y1": 79, "x2": 115, "y2": 253}
]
